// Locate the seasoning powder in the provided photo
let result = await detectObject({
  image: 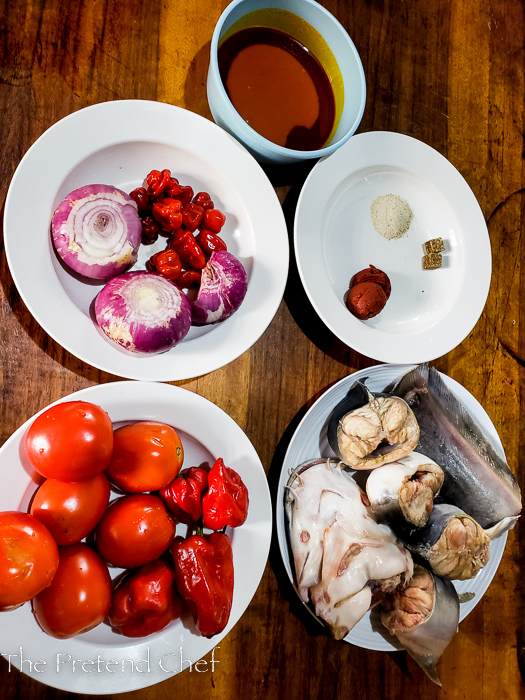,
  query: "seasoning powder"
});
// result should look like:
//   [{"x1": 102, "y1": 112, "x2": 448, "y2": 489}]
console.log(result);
[{"x1": 370, "y1": 194, "x2": 413, "y2": 240}]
